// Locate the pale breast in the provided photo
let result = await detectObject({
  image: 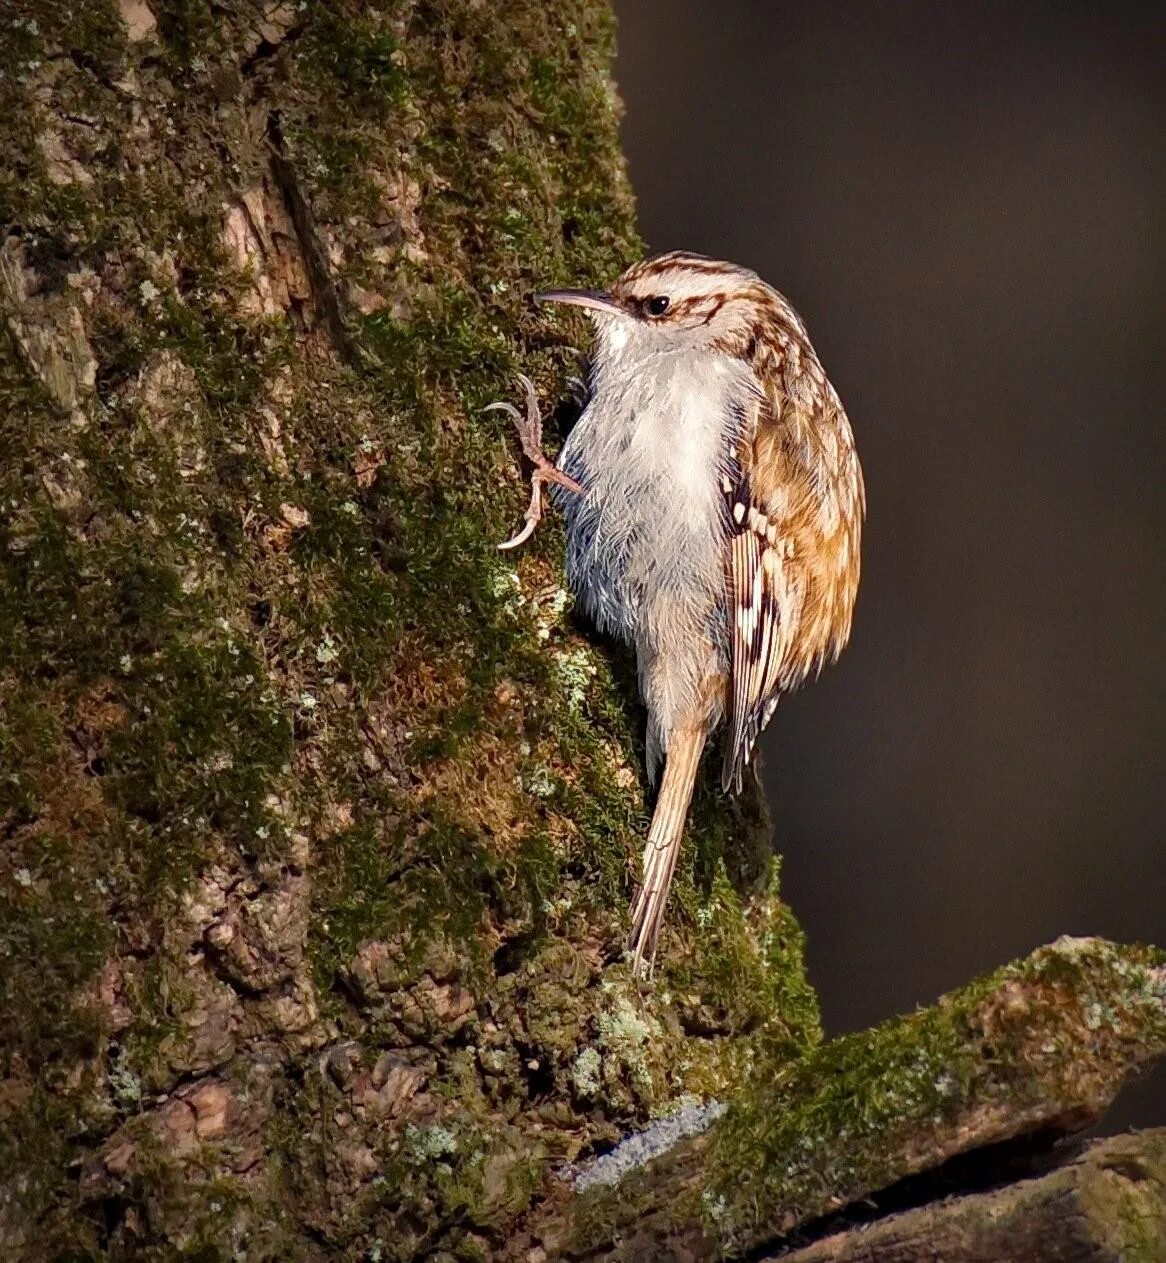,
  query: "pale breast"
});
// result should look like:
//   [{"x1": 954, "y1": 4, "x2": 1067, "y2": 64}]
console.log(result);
[{"x1": 555, "y1": 345, "x2": 755, "y2": 764}]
